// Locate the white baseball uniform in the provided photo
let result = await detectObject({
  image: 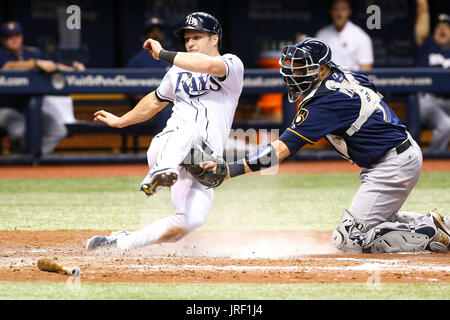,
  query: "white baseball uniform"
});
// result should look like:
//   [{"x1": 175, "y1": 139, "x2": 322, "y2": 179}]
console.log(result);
[{"x1": 116, "y1": 53, "x2": 244, "y2": 250}]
